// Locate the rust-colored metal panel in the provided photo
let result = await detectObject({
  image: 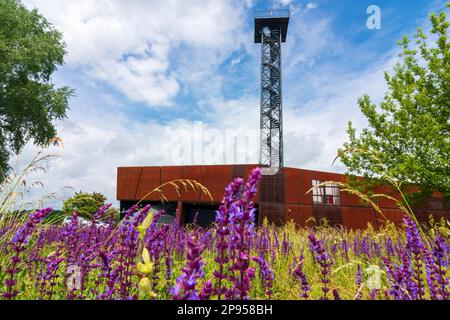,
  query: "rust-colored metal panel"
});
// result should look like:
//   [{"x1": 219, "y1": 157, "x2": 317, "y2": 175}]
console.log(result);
[
  {"x1": 342, "y1": 207, "x2": 378, "y2": 230},
  {"x1": 259, "y1": 170, "x2": 284, "y2": 203},
  {"x1": 371, "y1": 185, "x2": 399, "y2": 209},
  {"x1": 117, "y1": 167, "x2": 143, "y2": 200},
  {"x1": 379, "y1": 208, "x2": 404, "y2": 227},
  {"x1": 340, "y1": 175, "x2": 366, "y2": 207},
  {"x1": 244, "y1": 164, "x2": 260, "y2": 180},
  {"x1": 285, "y1": 204, "x2": 313, "y2": 227},
  {"x1": 312, "y1": 205, "x2": 343, "y2": 227},
  {"x1": 298, "y1": 169, "x2": 313, "y2": 205},
  {"x1": 135, "y1": 167, "x2": 161, "y2": 201},
  {"x1": 200, "y1": 165, "x2": 233, "y2": 202},
  {"x1": 258, "y1": 203, "x2": 285, "y2": 226},
  {"x1": 177, "y1": 201, "x2": 183, "y2": 225},
  {"x1": 181, "y1": 166, "x2": 204, "y2": 201},
  {"x1": 284, "y1": 167, "x2": 302, "y2": 204},
  {"x1": 160, "y1": 166, "x2": 184, "y2": 200},
  {"x1": 232, "y1": 165, "x2": 246, "y2": 179},
  {"x1": 285, "y1": 204, "x2": 299, "y2": 222},
  {"x1": 298, "y1": 205, "x2": 314, "y2": 227}
]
